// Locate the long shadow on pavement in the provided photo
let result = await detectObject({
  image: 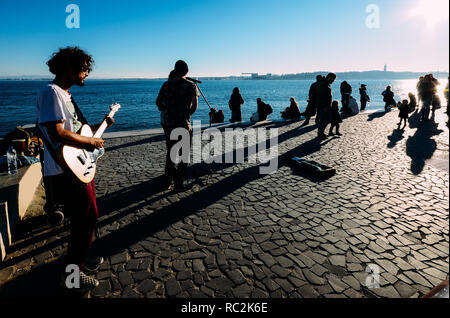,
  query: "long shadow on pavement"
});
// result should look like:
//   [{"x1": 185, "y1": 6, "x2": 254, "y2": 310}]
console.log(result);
[
  {"x1": 105, "y1": 134, "x2": 166, "y2": 152},
  {"x1": 91, "y1": 132, "x2": 332, "y2": 258},
  {"x1": 387, "y1": 128, "x2": 405, "y2": 149},
  {"x1": 406, "y1": 116, "x2": 443, "y2": 175},
  {"x1": 367, "y1": 111, "x2": 388, "y2": 122}
]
